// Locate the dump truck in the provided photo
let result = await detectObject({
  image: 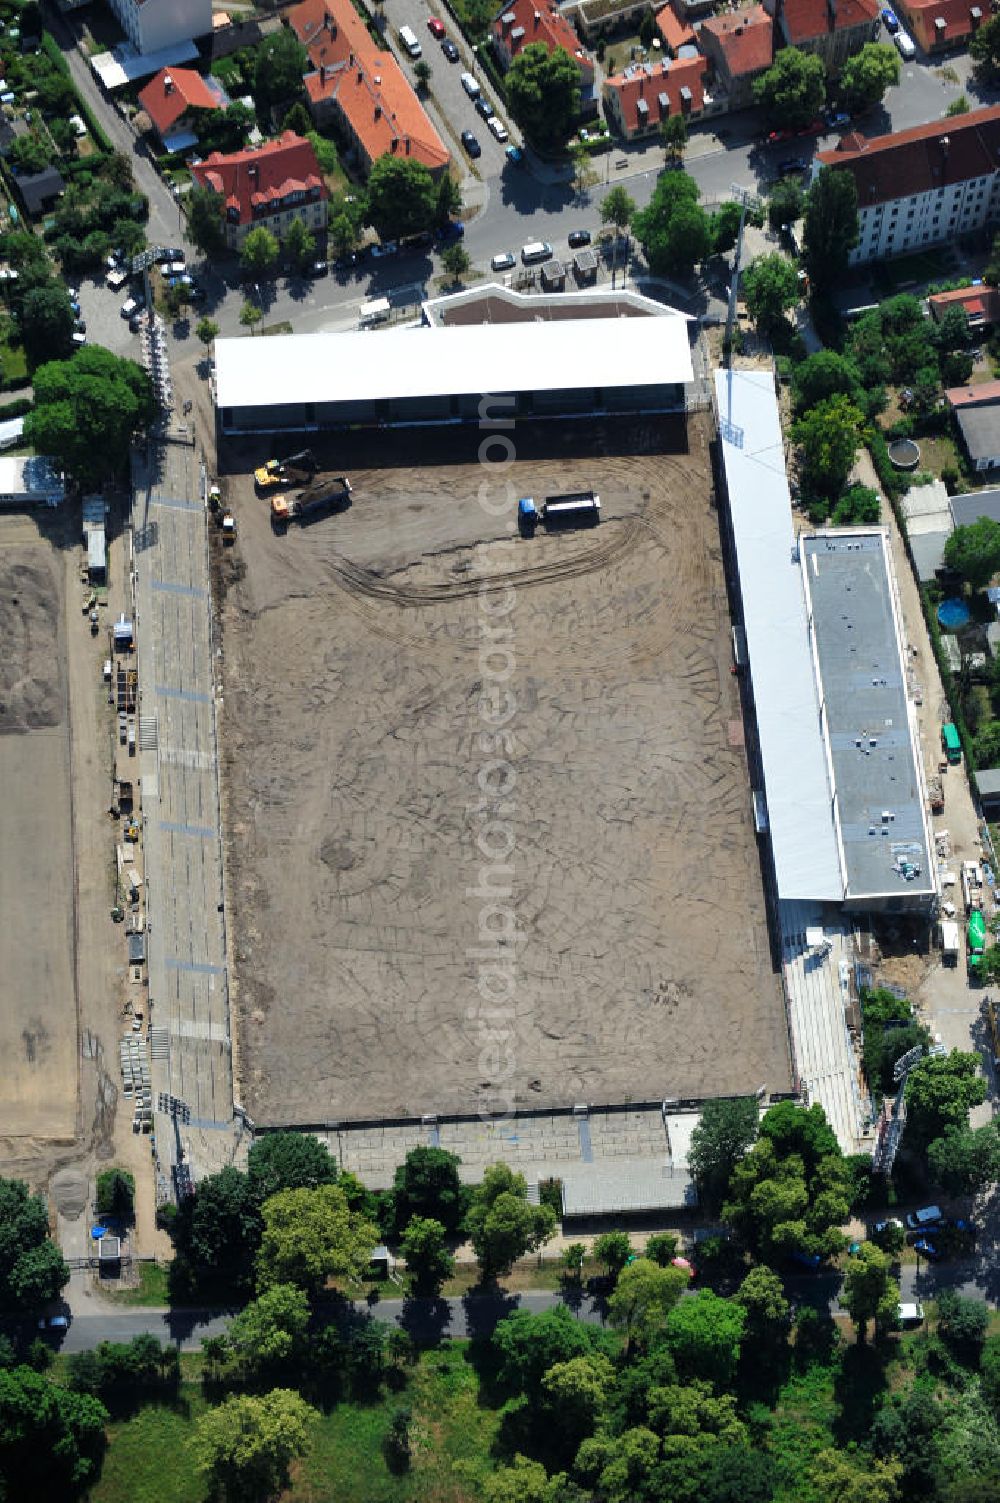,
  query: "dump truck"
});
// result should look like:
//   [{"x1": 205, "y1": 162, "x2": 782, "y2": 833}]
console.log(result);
[
  {"x1": 254, "y1": 449, "x2": 318, "y2": 492},
  {"x1": 271, "y1": 475, "x2": 352, "y2": 528},
  {"x1": 961, "y1": 859, "x2": 983, "y2": 914},
  {"x1": 221, "y1": 510, "x2": 236, "y2": 544},
  {"x1": 517, "y1": 490, "x2": 601, "y2": 534},
  {"x1": 927, "y1": 776, "x2": 944, "y2": 814},
  {"x1": 942, "y1": 722, "x2": 962, "y2": 765},
  {"x1": 968, "y1": 908, "x2": 986, "y2": 975}
]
